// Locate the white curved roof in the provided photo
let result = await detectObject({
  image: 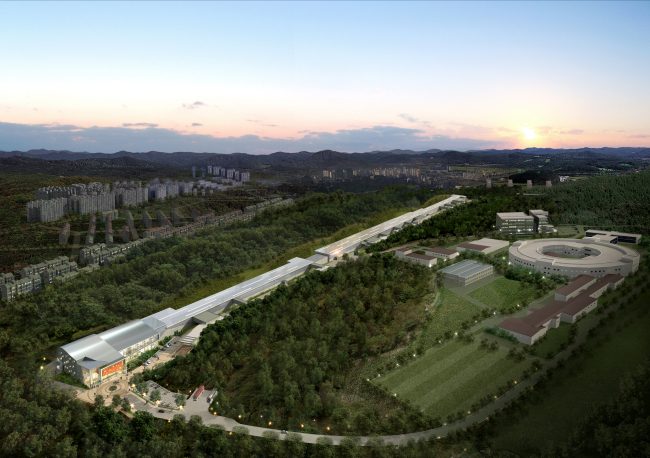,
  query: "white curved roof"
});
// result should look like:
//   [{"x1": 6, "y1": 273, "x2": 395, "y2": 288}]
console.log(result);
[{"x1": 509, "y1": 238, "x2": 639, "y2": 269}]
